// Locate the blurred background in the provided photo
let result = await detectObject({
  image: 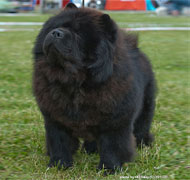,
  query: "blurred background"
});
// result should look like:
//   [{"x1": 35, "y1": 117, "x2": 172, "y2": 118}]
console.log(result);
[{"x1": 0, "y1": 0, "x2": 189, "y2": 15}]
